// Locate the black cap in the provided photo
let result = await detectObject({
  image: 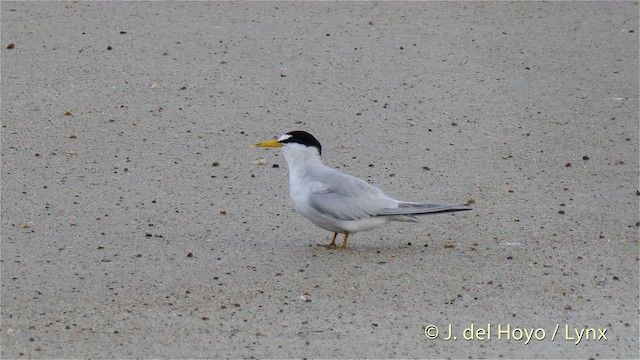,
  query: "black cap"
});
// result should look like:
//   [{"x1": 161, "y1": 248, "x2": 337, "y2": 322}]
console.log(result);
[{"x1": 280, "y1": 131, "x2": 322, "y2": 155}]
